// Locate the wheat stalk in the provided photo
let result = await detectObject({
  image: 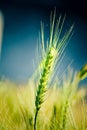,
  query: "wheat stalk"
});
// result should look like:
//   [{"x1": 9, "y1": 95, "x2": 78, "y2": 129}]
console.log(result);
[
  {"x1": 34, "y1": 46, "x2": 57, "y2": 130},
  {"x1": 78, "y1": 64, "x2": 87, "y2": 80},
  {"x1": 34, "y1": 9, "x2": 73, "y2": 130},
  {"x1": 58, "y1": 64, "x2": 87, "y2": 130}
]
